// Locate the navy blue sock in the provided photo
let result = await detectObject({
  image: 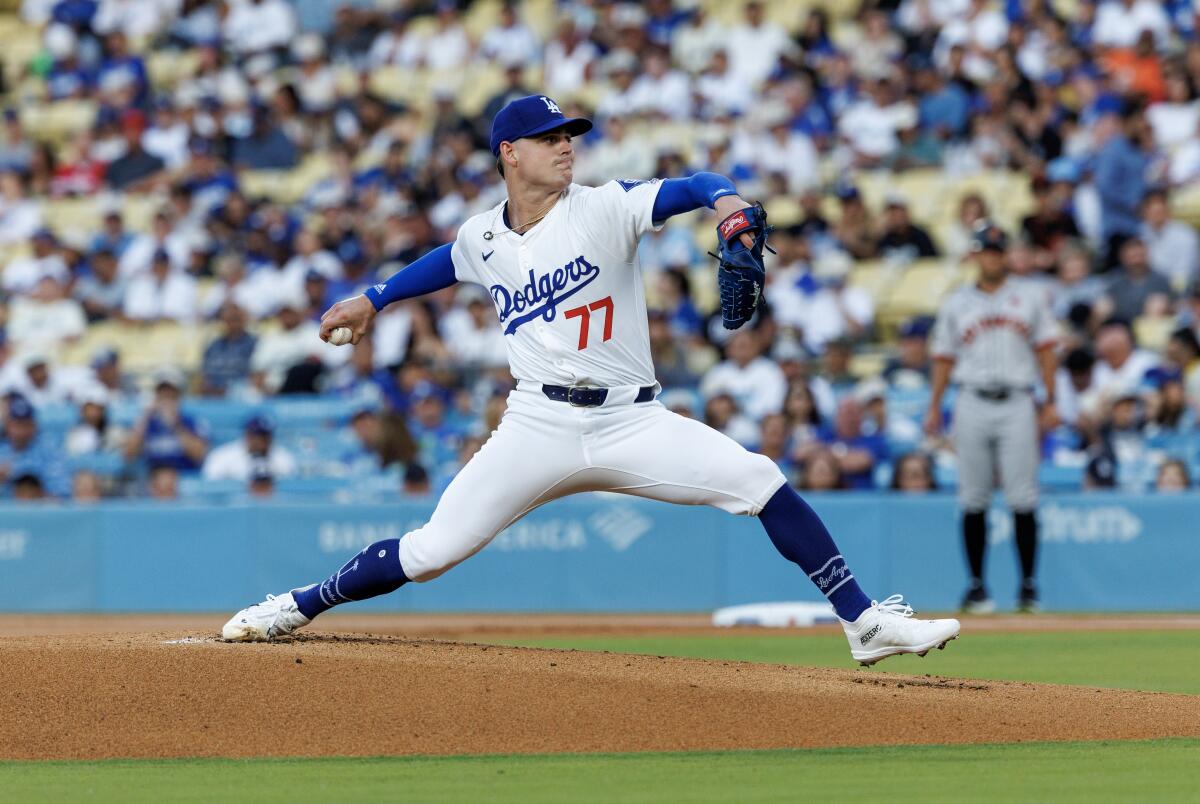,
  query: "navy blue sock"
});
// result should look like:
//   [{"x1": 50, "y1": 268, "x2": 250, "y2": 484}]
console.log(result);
[
  {"x1": 758, "y1": 485, "x2": 872, "y2": 621},
  {"x1": 292, "y1": 539, "x2": 409, "y2": 620}
]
